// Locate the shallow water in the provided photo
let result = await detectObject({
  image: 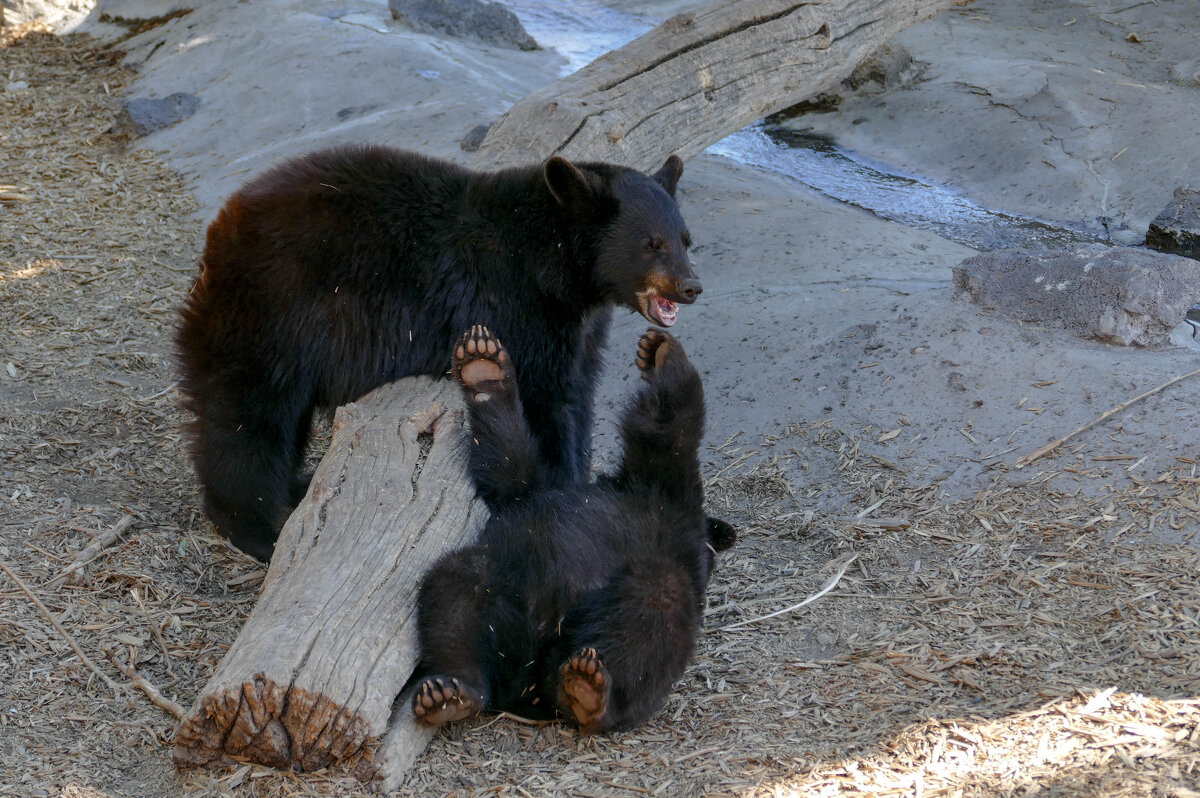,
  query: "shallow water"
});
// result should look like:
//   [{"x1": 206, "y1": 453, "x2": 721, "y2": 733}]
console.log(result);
[
  {"x1": 506, "y1": 0, "x2": 656, "y2": 75},
  {"x1": 504, "y1": 0, "x2": 1107, "y2": 252},
  {"x1": 709, "y1": 126, "x2": 1107, "y2": 252}
]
